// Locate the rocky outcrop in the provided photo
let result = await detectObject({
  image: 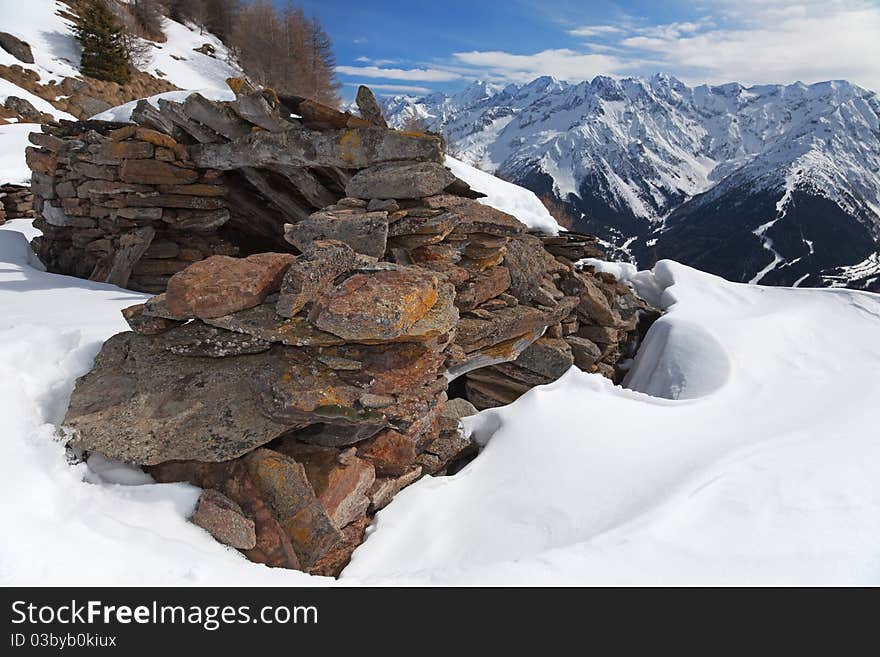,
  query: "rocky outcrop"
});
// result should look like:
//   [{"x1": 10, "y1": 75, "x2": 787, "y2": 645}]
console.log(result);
[
  {"x1": 1, "y1": 96, "x2": 52, "y2": 124},
  {"x1": 59, "y1": 84, "x2": 658, "y2": 577},
  {"x1": 0, "y1": 60, "x2": 179, "y2": 121}
]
